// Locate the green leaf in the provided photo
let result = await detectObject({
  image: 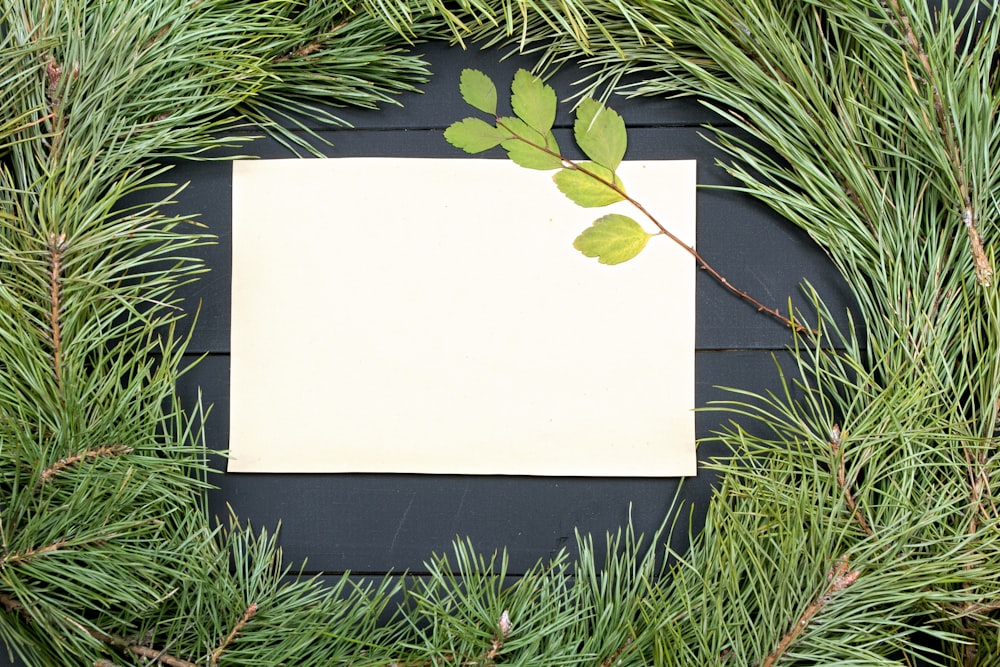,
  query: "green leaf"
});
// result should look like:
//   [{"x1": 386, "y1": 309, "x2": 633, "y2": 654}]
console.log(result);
[
  {"x1": 573, "y1": 214, "x2": 652, "y2": 265},
  {"x1": 510, "y1": 69, "x2": 557, "y2": 136},
  {"x1": 574, "y1": 98, "x2": 627, "y2": 171},
  {"x1": 459, "y1": 69, "x2": 497, "y2": 115},
  {"x1": 498, "y1": 117, "x2": 563, "y2": 170},
  {"x1": 553, "y1": 162, "x2": 625, "y2": 207},
  {"x1": 444, "y1": 117, "x2": 505, "y2": 153}
]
